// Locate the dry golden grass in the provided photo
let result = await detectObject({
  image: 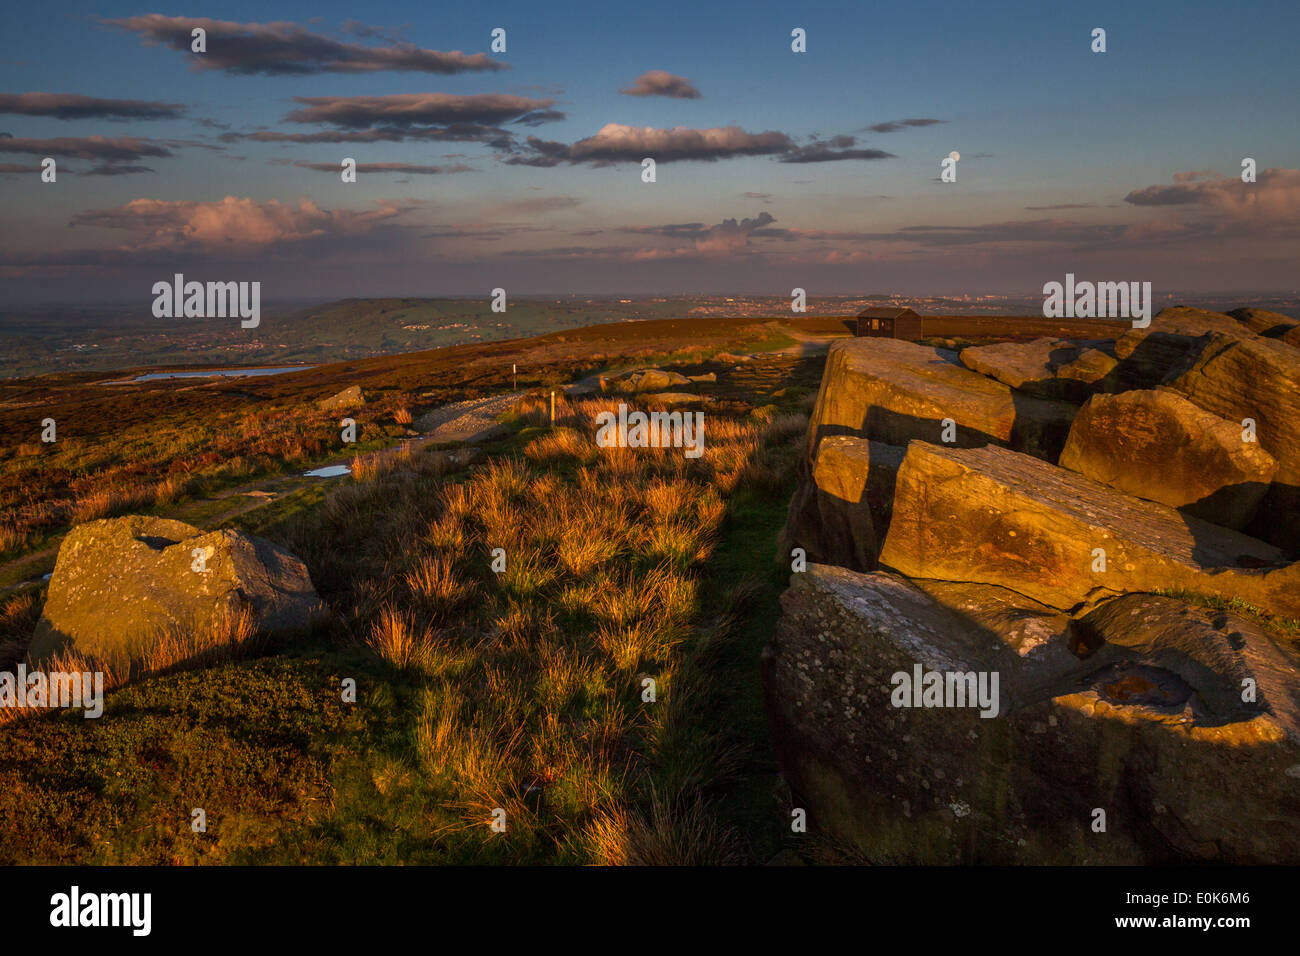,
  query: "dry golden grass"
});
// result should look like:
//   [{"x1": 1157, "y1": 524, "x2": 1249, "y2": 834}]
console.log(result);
[
  {"x1": 153, "y1": 473, "x2": 190, "y2": 506},
  {"x1": 523, "y1": 427, "x2": 586, "y2": 464},
  {"x1": 585, "y1": 791, "x2": 744, "y2": 865},
  {"x1": 367, "y1": 607, "x2": 432, "y2": 671},
  {"x1": 405, "y1": 554, "x2": 478, "y2": 620},
  {"x1": 394, "y1": 407, "x2": 414, "y2": 426},
  {"x1": 0, "y1": 395, "x2": 369, "y2": 557},
  {"x1": 766, "y1": 411, "x2": 810, "y2": 442},
  {"x1": 68, "y1": 483, "x2": 158, "y2": 525},
  {"x1": 339, "y1": 416, "x2": 758, "y2": 846},
  {"x1": 0, "y1": 522, "x2": 28, "y2": 555},
  {"x1": 0, "y1": 591, "x2": 41, "y2": 669},
  {"x1": 514, "y1": 391, "x2": 576, "y2": 429},
  {"x1": 0, "y1": 603, "x2": 262, "y2": 725},
  {"x1": 139, "y1": 604, "x2": 261, "y2": 673},
  {"x1": 171, "y1": 382, "x2": 804, "y2": 860},
  {"x1": 350, "y1": 441, "x2": 412, "y2": 483}
]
